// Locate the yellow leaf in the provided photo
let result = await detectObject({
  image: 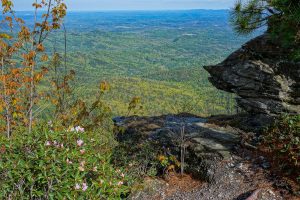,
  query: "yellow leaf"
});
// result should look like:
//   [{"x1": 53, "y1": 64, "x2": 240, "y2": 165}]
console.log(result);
[
  {"x1": 0, "y1": 33, "x2": 12, "y2": 39},
  {"x1": 100, "y1": 81, "x2": 110, "y2": 92},
  {"x1": 13, "y1": 112, "x2": 18, "y2": 119},
  {"x1": 12, "y1": 99, "x2": 17, "y2": 105}
]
